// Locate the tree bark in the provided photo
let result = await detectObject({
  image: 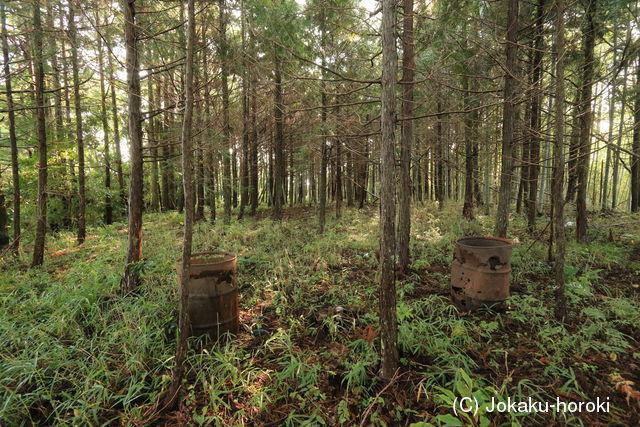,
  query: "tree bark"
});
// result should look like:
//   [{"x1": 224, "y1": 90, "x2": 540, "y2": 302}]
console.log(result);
[
  {"x1": 379, "y1": 0, "x2": 399, "y2": 382},
  {"x1": 163, "y1": 0, "x2": 195, "y2": 409},
  {"x1": 575, "y1": 0, "x2": 597, "y2": 242},
  {"x1": 273, "y1": 50, "x2": 284, "y2": 221},
  {"x1": 238, "y1": 0, "x2": 249, "y2": 220},
  {"x1": 398, "y1": 0, "x2": 414, "y2": 271},
  {"x1": 31, "y1": 0, "x2": 48, "y2": 268},
  {"x1": 69, "y1": 2, "x2": 85, "y2": 244},
  {"x1": 107, "y1": 41, "x2": 125, "y2": 206},
  {"x1": 122, "y1": 0, "x2": 144, "y2": 292},
  {"x1": 632, "y1": 54, "x2": 640, "y2": 212},
  {"x1": 462, "y1": 74, "x2": 475, "y2": 221},
  {"x1": 494, "y1": 0, "x2": 519, "y2": 238},
  {"x1": 602, "y1": 26, "x2": 618, "y2": 211},
  {"x1": 612, "y1": 23, "x2": 631, "y2": 210},
  {"x1": 148, "y1": 74, "x2": 161, "y2": 213},
  {"x1": 553, "y1": 0, "x2": 567, "y2": 320},
  {"x1": 526, "y1": 0, "x2": 546, "y2": 231},
  {"x1": 97, "y1": 14, "x2": 113, "y2": 224},
  {"x1": 436, "y1": 100, "x2": 445, "y2": 209},
  {"x1": 1, "y1": 4, "x2": 19, "y2": 253},
  {"x1": 335, "y1": 127, "x2": 342, "y2": 218},
  {"x1": 318, "y1": 13, "x2": 328, "y2": 233},
  {"x1": 219, "y1": 0, "x2": 232, "y2": 223},
  {"x1": 250, "y1": 40, "x2": 259, "y2": 216}
]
